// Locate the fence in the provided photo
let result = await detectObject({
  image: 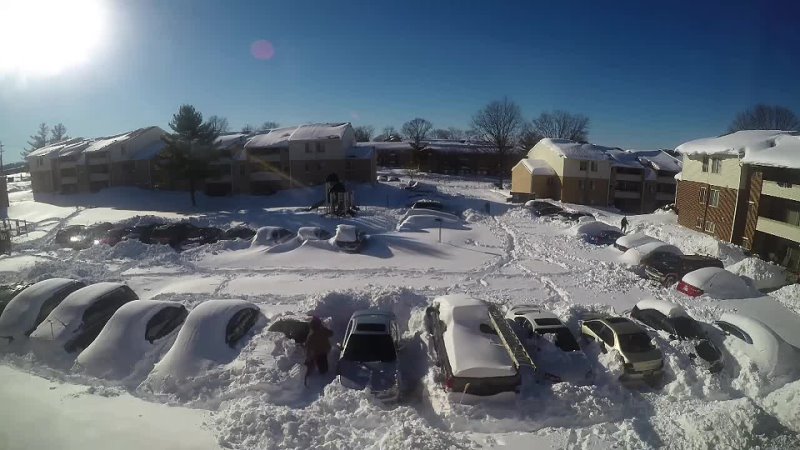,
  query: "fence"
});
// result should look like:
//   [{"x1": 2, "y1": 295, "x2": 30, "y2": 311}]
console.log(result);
[{"x1": 0, "y1": 218, "x2": 30, "y2": 237}]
